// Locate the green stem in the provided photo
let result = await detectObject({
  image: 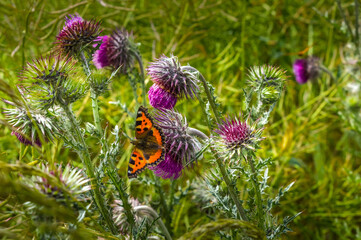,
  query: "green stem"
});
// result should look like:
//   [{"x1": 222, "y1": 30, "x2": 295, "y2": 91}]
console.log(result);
[
  {"x1": 211, "y1": 148, "x2": 248, "y2": 221},
  {"x1": 319, "y1": 65, "x2": 336, "y2": 81},
  {"x1": 61, "y1": 104, "x2": 117, "y2": 234},
  {"x1": 133, "y1": 51, "x2": 147, "y2": 106},
  {"x1": 155, "y1": 178, "x2": 173, "y2": 234},
  {"x1": 107, "y1": 169, "x2": 135, "y2": 231},
  {"x1": 336, "y1": 0, "x2": 355, "y2": 42},
  {"x1": 79, "y1": 52, "x2": 109, "y2": 152},
  {"x1": 248, "y1": 155, "x2": 265, "y2": 230},
  {"x1": 181, "y1": 66, "x2": 222, "y2": 126}
]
